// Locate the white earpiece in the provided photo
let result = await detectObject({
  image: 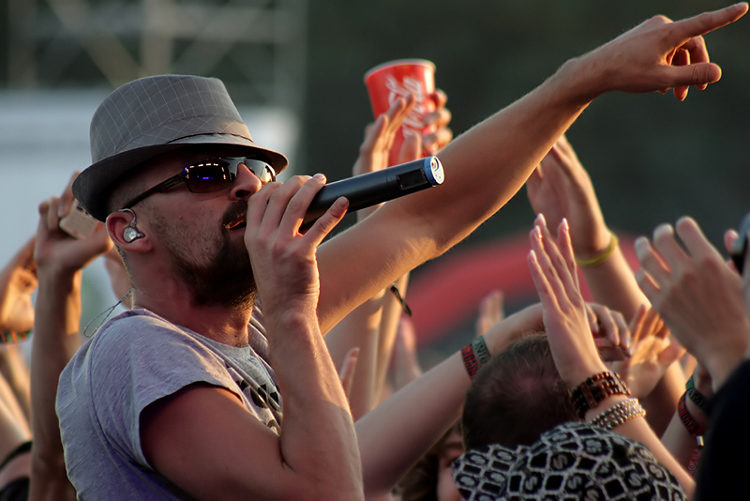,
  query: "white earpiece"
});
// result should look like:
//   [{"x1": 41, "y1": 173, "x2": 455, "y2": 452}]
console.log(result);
[{"x1": 120, "y1": 208, "x2": 145, "y2": 243}]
